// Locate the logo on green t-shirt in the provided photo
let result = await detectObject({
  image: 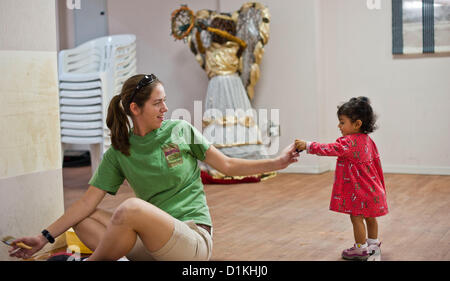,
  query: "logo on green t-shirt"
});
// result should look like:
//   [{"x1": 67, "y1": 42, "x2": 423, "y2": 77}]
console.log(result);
[{"x1": 161, "y1": 143, "x2": 183, "y2": 168}]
